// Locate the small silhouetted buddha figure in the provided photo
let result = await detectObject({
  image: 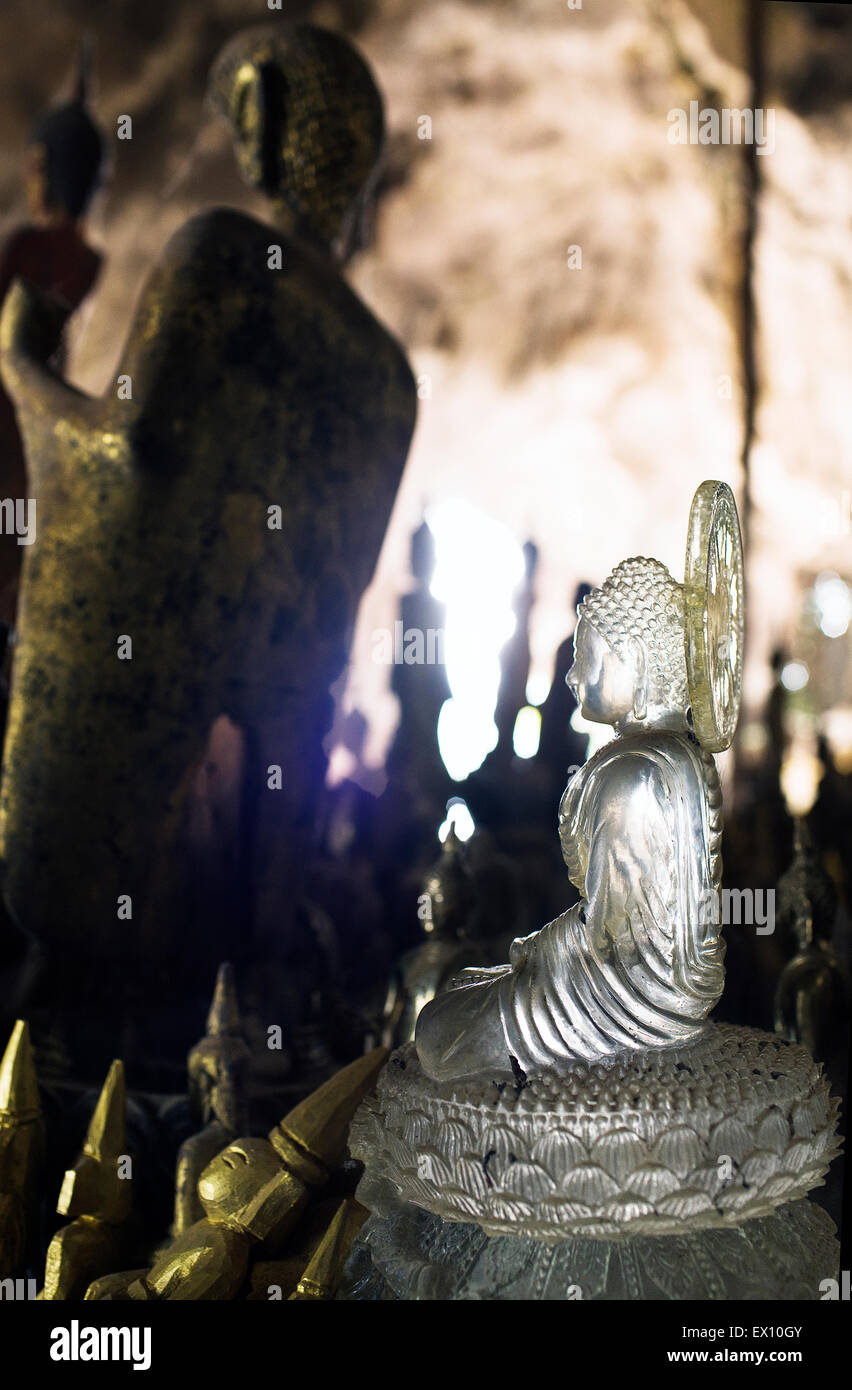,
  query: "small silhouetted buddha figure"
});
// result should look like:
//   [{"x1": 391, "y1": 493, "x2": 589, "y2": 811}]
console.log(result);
[
  {"x1": 774, "y1": 821, "x2": 848, "y2": 1066},
  {"x1": 765, "y1": 647, "x2": 789, "y2": 774},
  {"x1": 382, "y1": 830, "x2": 481, "y2": 1048},
  {"x1": 809, "y1": 736, "x2": 852, "y2": 881},
  {"x1": 417, "y1": 557, "x2": 725, "y2": 1080},
  {"x1": 536, "y1": 582, "x2": 591, "y2": 802},
  {"x1": 466, "y1": 540, "x2": 541, "y2": 830},
  {"x1": 0, "y1": 23, "x2": 415, "y2": 1028},
  {"x1": 745, "y1": 646, "x2": 794, "y2": 885},
  {"x1": 0, "y1": 42, "x2": 104, "y2": 628},
  {"x1": 173, "y1": 964, "x2": 251, "y2": 1236},
  {"x1": 386, "y1": 520, "x2": 452, "y2": 804},
  {"x1": 775, "y1": 817, "x2": 837, "y2": 960},
  {"x1": 492, "y1": 540, "x2": 538, "y2": 765}
]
